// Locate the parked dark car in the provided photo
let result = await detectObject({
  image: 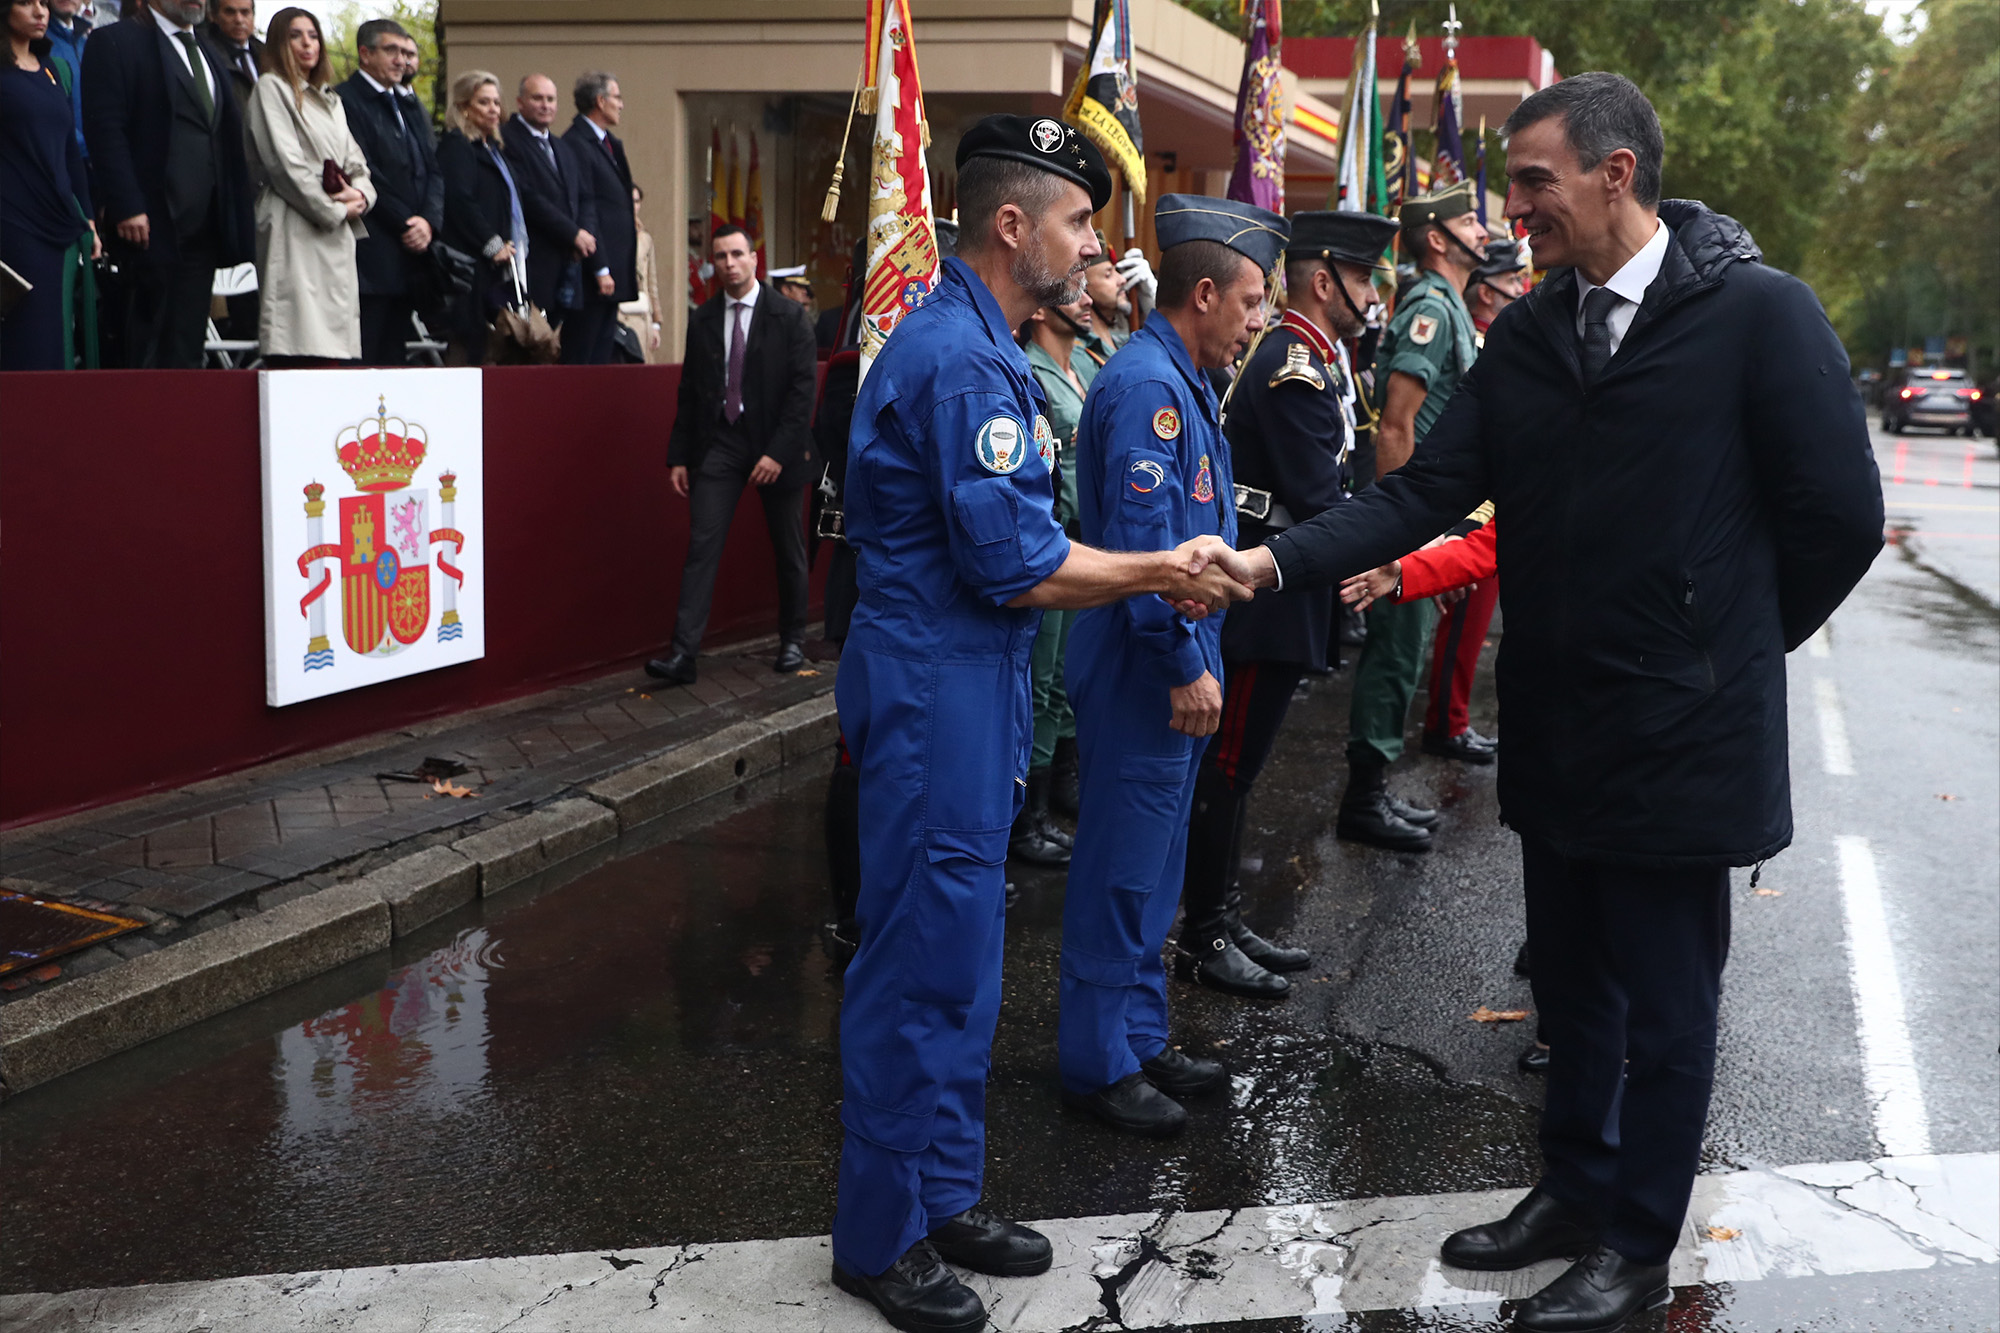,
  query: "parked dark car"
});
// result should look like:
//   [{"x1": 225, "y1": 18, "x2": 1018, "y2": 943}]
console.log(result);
[{"x1": 1883, "y1": 367, "x2": 1981, "y2": 435}]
